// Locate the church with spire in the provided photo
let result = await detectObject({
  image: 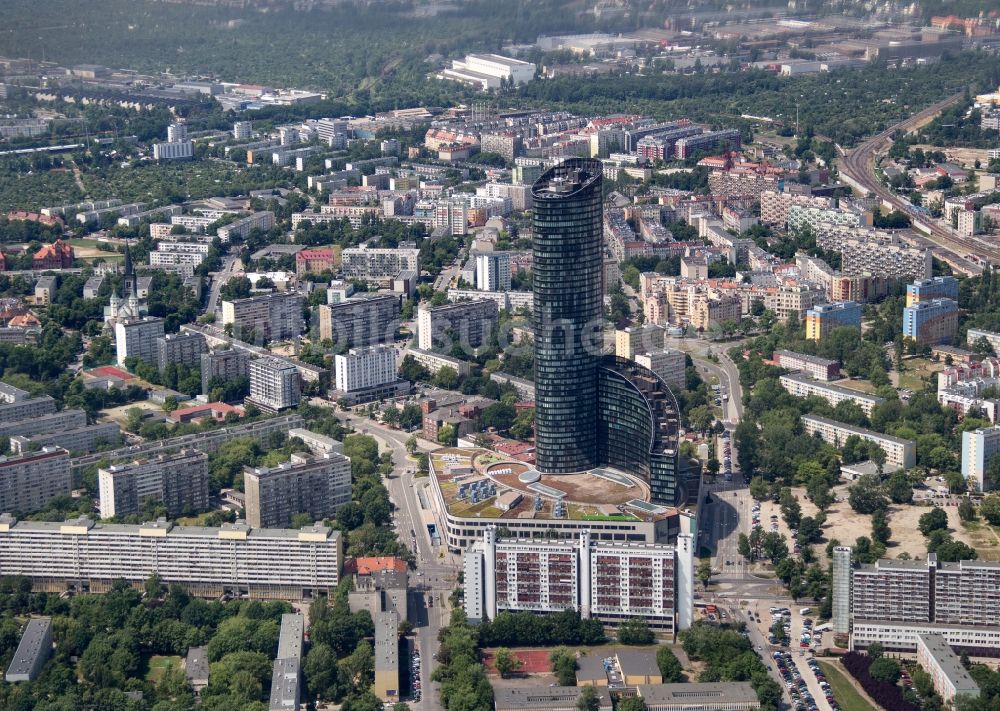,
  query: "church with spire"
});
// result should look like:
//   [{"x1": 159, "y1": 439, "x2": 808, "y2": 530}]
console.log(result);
[{"x1": 104, "y1": 240, "x2": 148, "y2": 326}]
